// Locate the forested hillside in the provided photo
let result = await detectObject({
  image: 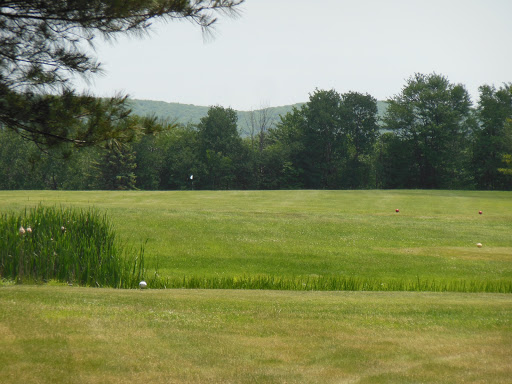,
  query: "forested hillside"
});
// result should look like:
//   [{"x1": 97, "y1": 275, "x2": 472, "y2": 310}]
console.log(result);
[{"x1": 127, "y1": 99, "x2": 389, "y2": 135}]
